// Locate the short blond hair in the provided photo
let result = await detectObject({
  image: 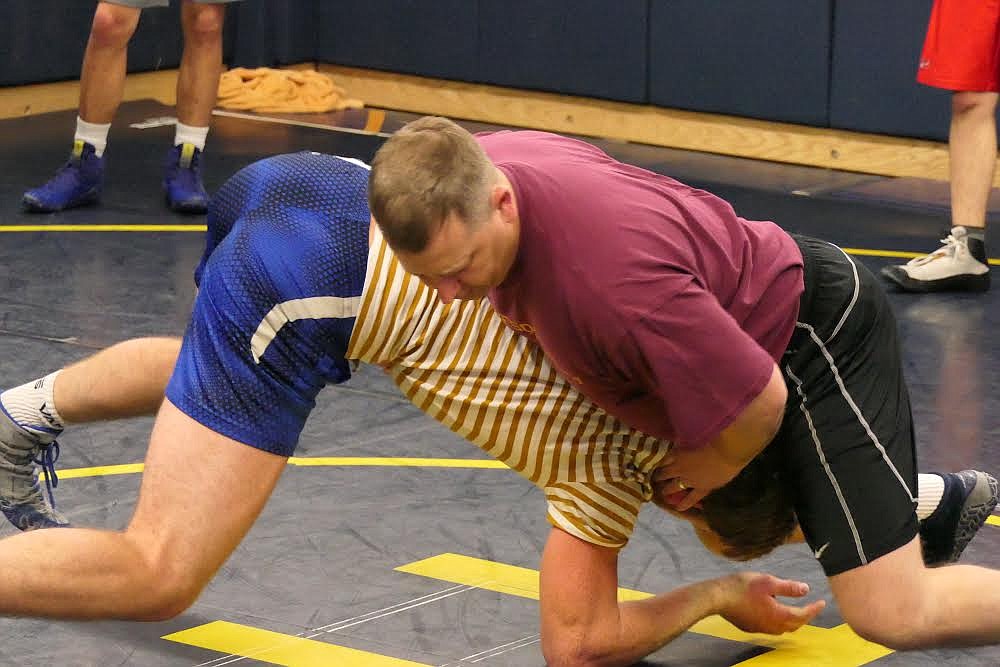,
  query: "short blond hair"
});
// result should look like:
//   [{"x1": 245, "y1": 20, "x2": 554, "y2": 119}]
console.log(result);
[{"x1": 369, "y1": 116, "x2": 495, "y2": 253}]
